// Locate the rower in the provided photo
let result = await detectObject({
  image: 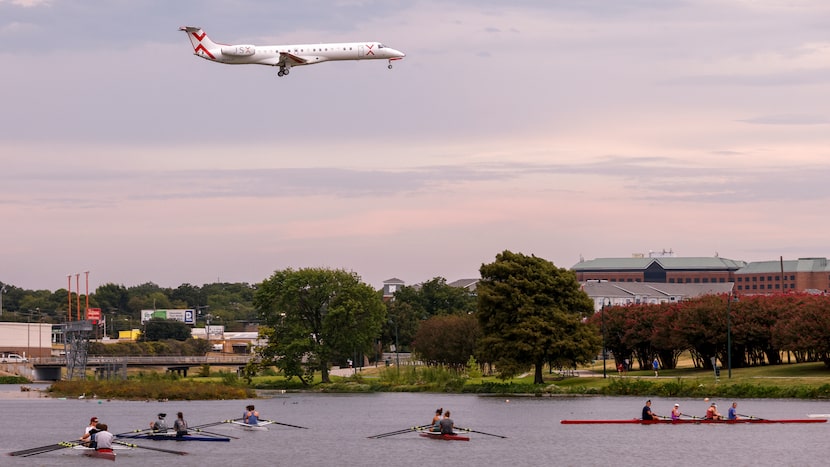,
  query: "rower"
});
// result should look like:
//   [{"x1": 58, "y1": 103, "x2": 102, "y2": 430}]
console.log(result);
[
  {"x1": 94, "y1": 423, "x2": 114, "y2": 451},
  {"x1": 438, "y1": 410, "x2": 455, "y2": 435},
  {"x1": 641, "y1": 400, "x2": 657, "y2": 420},
  {"x1": 430, "y1": 408, "x2": 443, "y2": 432},
  {"x1": 705, "y1": 403, "x2": 722, "y2": 420},
  {"x1": 244, "y1": 405, "x2": 260, "y2": 425},
  {"x1": 150, "y1": 413, "x2": 168, "y2": 432}
]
